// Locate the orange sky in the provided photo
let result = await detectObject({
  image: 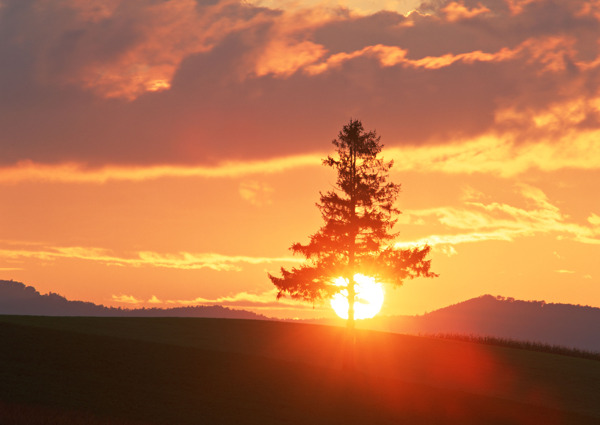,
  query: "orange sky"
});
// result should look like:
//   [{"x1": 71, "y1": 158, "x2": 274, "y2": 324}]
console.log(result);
[{"x1": 0, "y1": 0, "x2": 599, "y2": 319}]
